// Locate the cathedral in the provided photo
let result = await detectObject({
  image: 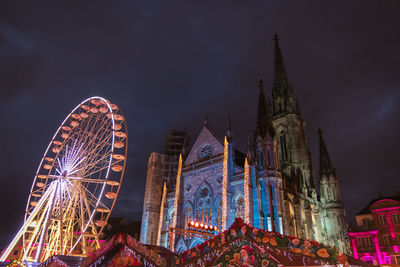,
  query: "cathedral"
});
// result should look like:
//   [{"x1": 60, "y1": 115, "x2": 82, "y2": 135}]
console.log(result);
[{"x1": 140, "y1": 35, "x2": 348, "y2": 254}]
